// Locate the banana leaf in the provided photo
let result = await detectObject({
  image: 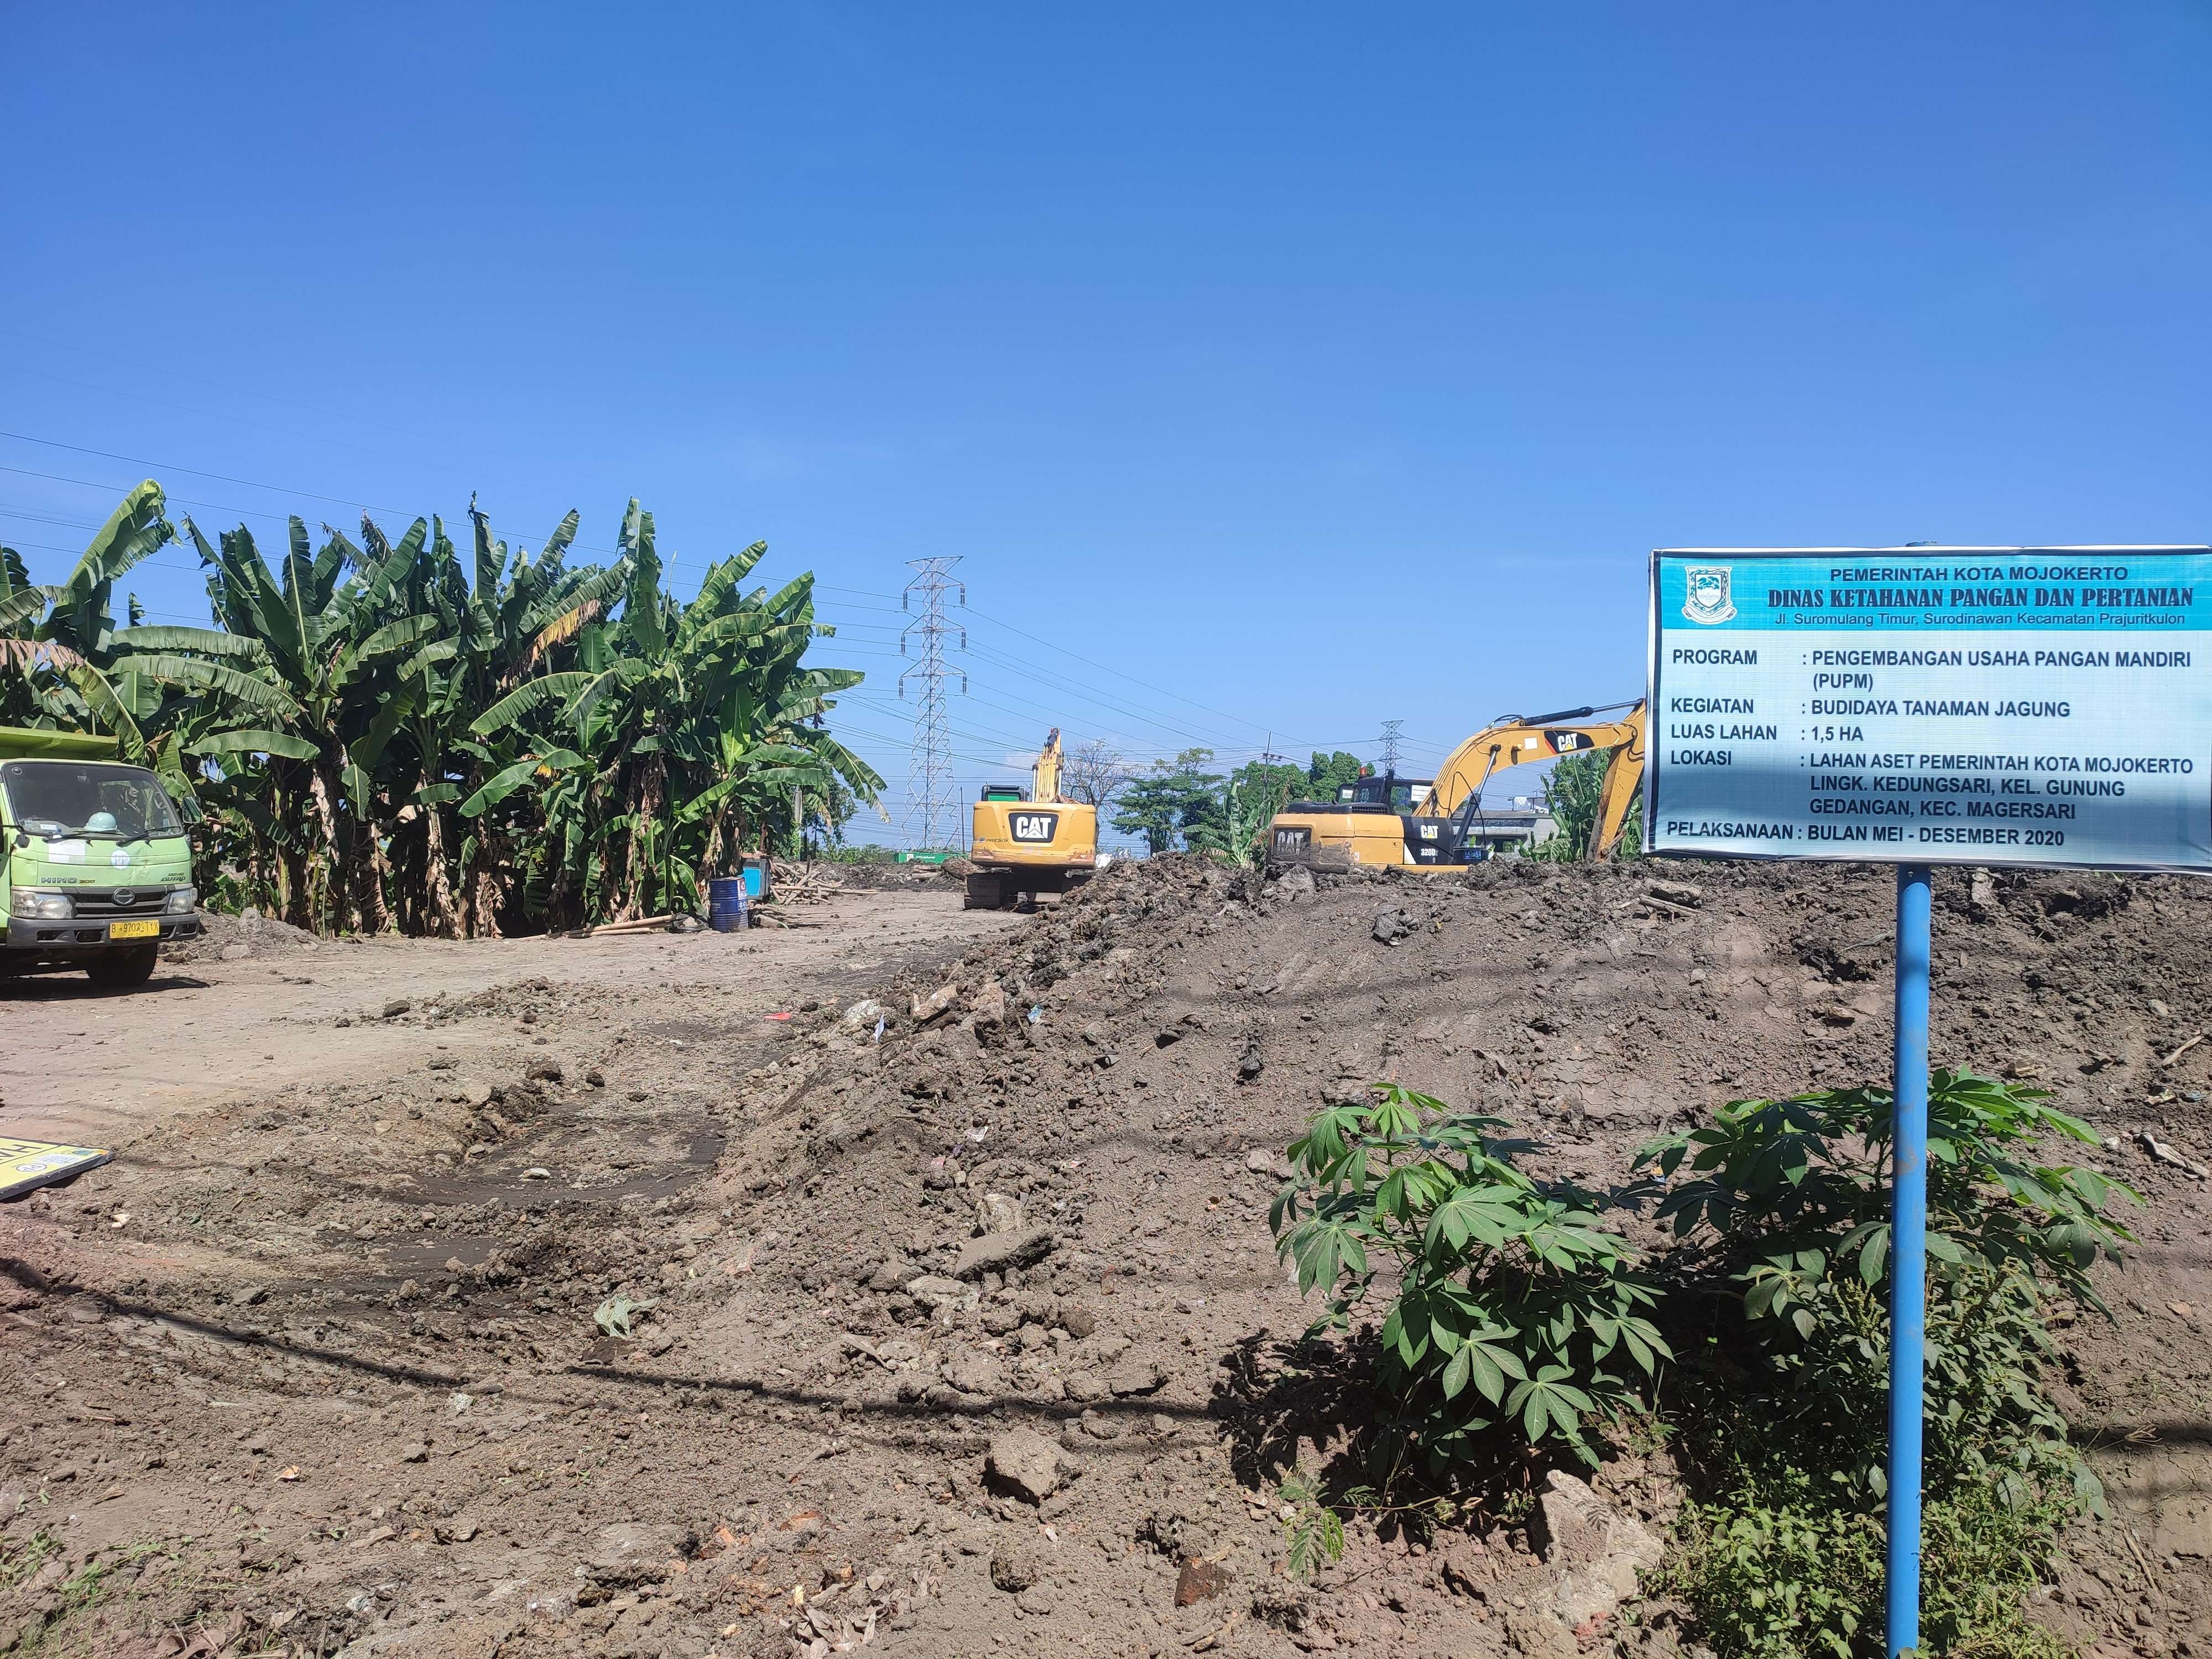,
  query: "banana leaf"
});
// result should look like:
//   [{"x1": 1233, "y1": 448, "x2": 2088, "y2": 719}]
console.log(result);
[{"x1": 187, "y1": 728, "x2": 322, "y2": 761}]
